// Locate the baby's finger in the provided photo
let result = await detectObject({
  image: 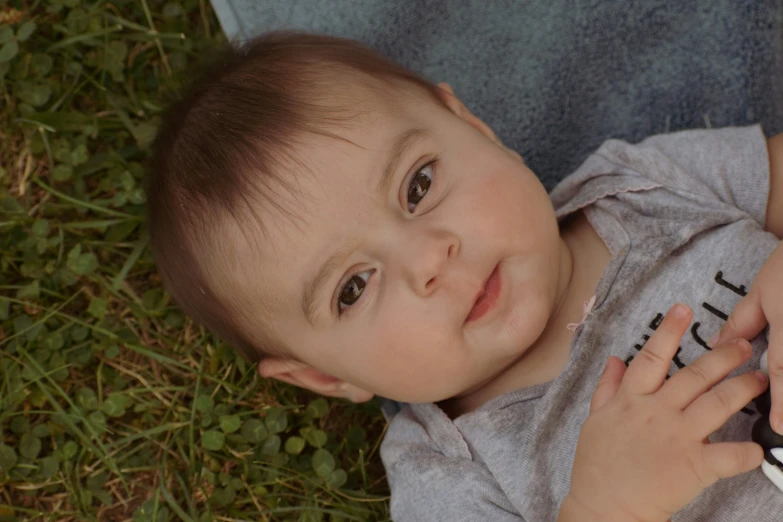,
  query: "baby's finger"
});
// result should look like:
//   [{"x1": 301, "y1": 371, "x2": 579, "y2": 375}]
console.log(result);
[
  {"x1": 589, "y1": 356, "x2": 627, "y2": 413},
  {"x1": 620, "y1": 303, "x2": 692, "y2": 396},
  {"x1": 700, "y1": 441, "x2": 764, "y2": 481},
  {"x1": 683, "y1": 371, "x2": 768, "y2": 439},
  {"x1": 660, "y1": 338, "x2": 752, "y2": 410}
]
